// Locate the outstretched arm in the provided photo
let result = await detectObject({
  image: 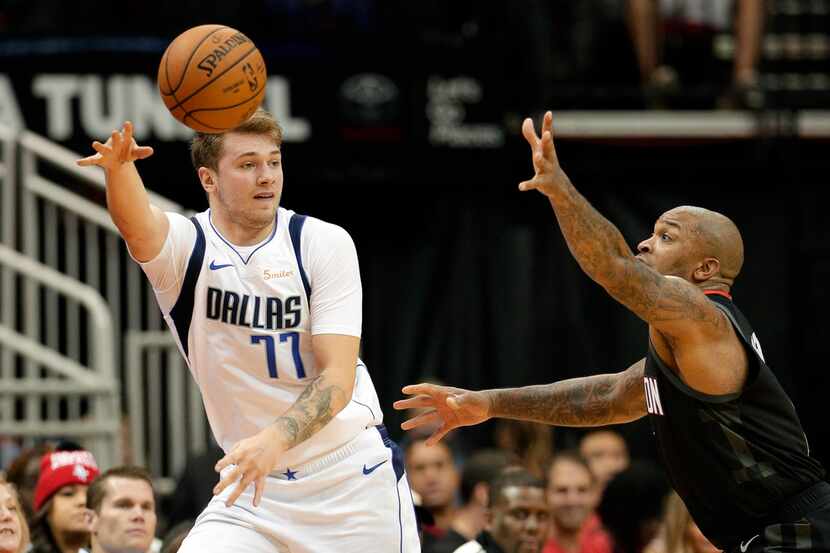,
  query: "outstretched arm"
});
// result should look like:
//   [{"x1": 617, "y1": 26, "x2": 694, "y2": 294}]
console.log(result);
[
  {"x1": 77, "y1": 121, "x2": 168, "y2": 262},
  {"x1": 520, "y1": 113, "x2": 722, "y2": 334},
  {"x1": 395, "y1": 359, "x2": 646, "y2": 445}
]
